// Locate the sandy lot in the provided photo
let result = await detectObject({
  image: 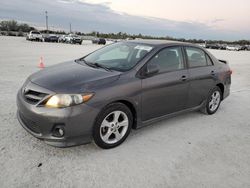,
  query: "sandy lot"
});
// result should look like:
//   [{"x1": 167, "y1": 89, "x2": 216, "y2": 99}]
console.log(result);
[{"x1": 0, "y1": 36, "x2": 250, "y2": 188}]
